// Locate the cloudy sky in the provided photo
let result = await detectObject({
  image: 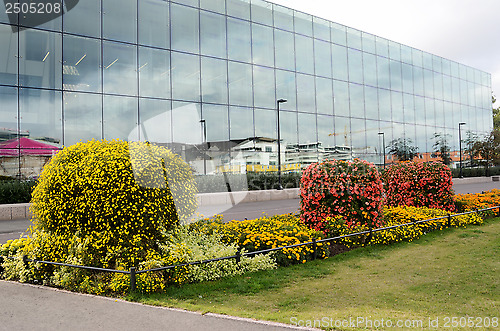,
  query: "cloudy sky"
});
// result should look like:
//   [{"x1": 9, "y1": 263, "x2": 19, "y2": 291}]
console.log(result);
[{"x1": 270, "y1": 0, "x2": 500, "y2": 106}]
